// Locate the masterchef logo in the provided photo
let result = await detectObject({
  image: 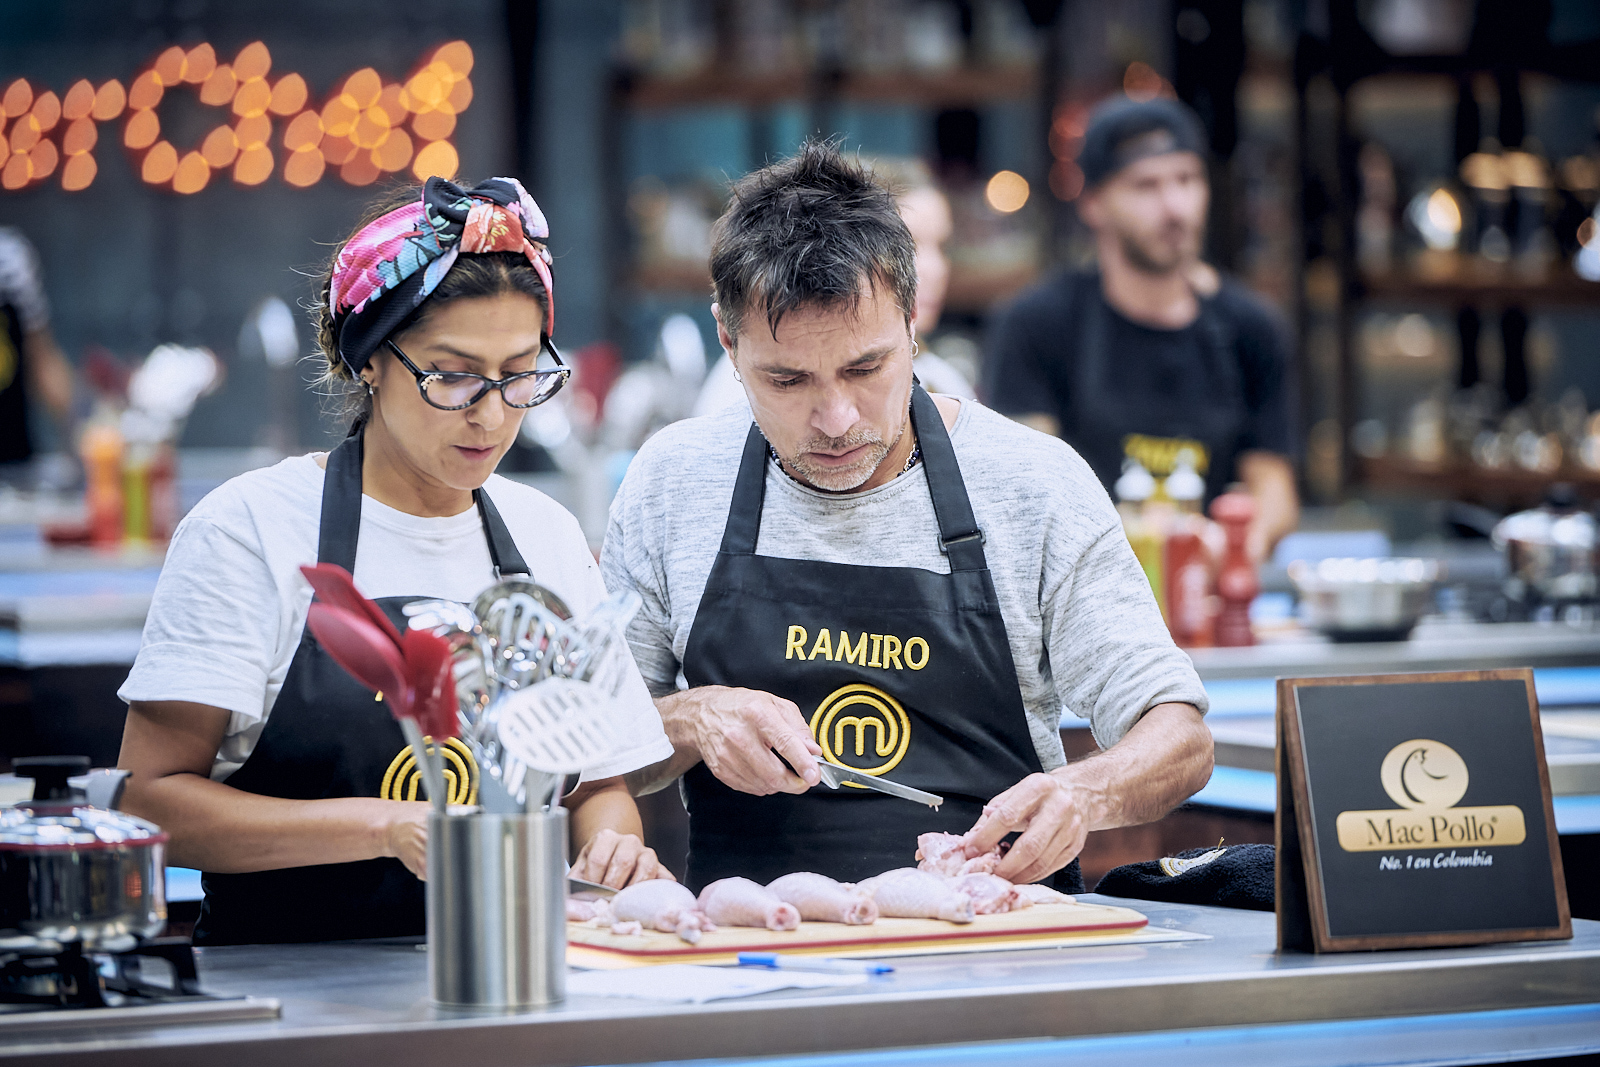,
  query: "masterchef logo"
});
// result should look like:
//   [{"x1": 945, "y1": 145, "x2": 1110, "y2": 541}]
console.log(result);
[
  {"x1": 784, "y1": 626, "x2": 930, "y2": 671},
  {"x1": 381, "y1": 736, "x2": 478, "y2": 805},
  {"x1": 809, "y1": 683, "x2": 912, "y2": 781},
  {"x1": 1335, "y1": 739, "x2": 1526, "y2": 852}
]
